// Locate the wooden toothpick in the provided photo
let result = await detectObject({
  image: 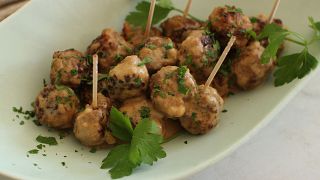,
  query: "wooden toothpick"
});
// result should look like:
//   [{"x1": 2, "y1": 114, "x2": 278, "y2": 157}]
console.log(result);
[
  {"x1": 92, "y1": 54, "x2": 98, "y2": 109},
  {"x1": 204, "y1": 36, "x2": 236, "y2": 89},
  {"x1": 183, "y1": 0, "x2": 192, "y2": 18},
  {"x1": 144, "y1": 0, "x2": 156, "y2": 38},
  {"x1": 267, "y1": 0, "x2": 281, "y2": 24}
]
